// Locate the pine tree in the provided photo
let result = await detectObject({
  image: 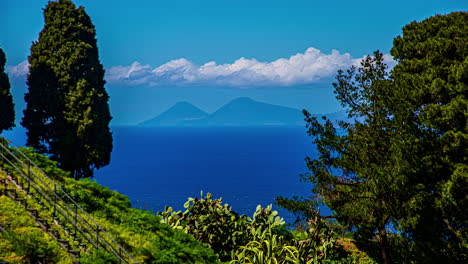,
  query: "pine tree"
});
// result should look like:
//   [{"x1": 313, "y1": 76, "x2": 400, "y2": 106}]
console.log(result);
[
  {"x1": 390, "y1": 12, "x2": 468, "y2": 261},
  {"x1": 0, "y1": 48, "x2": 15, "y2": 134},
  {"x1": 22, "y1": 0, "x2": 112, "y2": 179},
  {"x1": 278, "y1": 12, "x2": 468, "y2": 263},
  {"x1": 278, "y1": 52, "x2": 401, "y2": 264}
]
